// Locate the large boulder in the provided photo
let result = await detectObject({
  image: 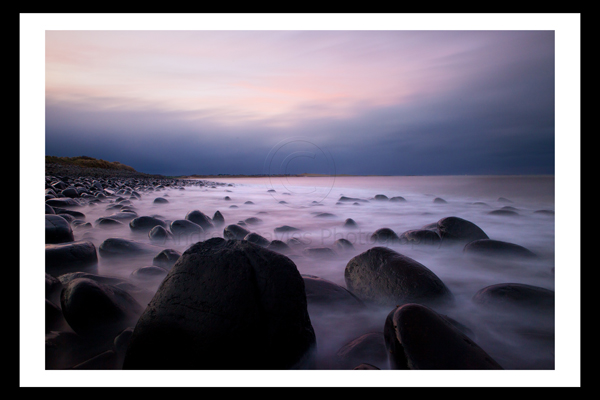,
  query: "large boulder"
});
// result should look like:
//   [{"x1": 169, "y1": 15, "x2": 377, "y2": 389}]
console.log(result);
[
  {"x1": 471, "y1": 283, "x2": 554, "y2": 314},
  {"x1": 152, "y1": 249, "x2": 181, "y2": 270},
  {"x1": 185, "y1": 210, "x2": 215, "y2": 230},
  {"x1": 46, "y1": 198, "x2": 81, "y2": 208},
  {"x1": 45, "y1": 331, "x2": 110, "y2": 370},
  {"x1": 383, "y1": 303, "x2": 503, "y2": 369},
  {"x1": 370, "y1": 228, "x2": 400, "y2": 244},
  {"x1": 98, "y1": 238, "x2": 161, "y2": 259},
  {"x1": 243, "y1": 232, "x2": 271, "y2": 247},
  {"x1": 398, "y1": 229, "x2": 441, "y2": 246},
  {"x1": 334, "y1": 332, "x2": 388, "y2": 370},
  {"x1": 129, "y1": 216, "x2": 167, "y2": 234},
  {"x1": 435, "y1": 216, "x2": 489, "y2": 245},
  {"x1": 212, "y1": 210, "x2": 225, "y2": 227},
  {"x1": 46, "y1": 273, "x2": 63, "y2": 305},
  {"x1": 123, "y1": 238, "x2": 316, "y2": 370},
  {"x1": 463, "y1": 239, "x2": 537, "y2": 259},
  {"x1": 266, "y1": 240, "x2": 292, "y2": 254},
  {"x1": 60, "y1": 277, "x2": 143, "y2": 340},
  {"x1": 46, "y1": 298, "x2": 65, "y2": 333},
  {"x1": 344, "y1": 247, "x2": 453, "y2": 307},
  {"x1": 302, "y1": 275, "x2": 365, "y2": 311},
  {"x1": 45, "y1": 214, "x2": 74, "y2": 244},
  {"x1": 223, "y1": 224, "x2": 250, "y2": 240},
  {"x1": 58, "y1": 272, "x2": 142, "y2": 295},
  {"x1": 148, "y1": 225, "x2": 173, "y2": 244},
  {"x1": 169, "y1": 219, "x2": 204, "y2": 238},
  {"x1": 45, "y1": 241, "x2": 98, "y2": 277}
]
